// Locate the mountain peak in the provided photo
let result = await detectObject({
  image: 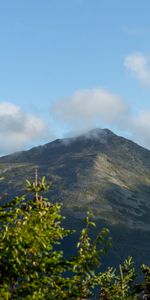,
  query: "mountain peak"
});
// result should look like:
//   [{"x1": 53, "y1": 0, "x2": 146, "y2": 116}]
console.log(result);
[
  {"x1": 75, "y1": 128, "x2": 116, "y2": 143},
  {"x1": 85, "y1": 128, "x2": 115, "y2": 137}
]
